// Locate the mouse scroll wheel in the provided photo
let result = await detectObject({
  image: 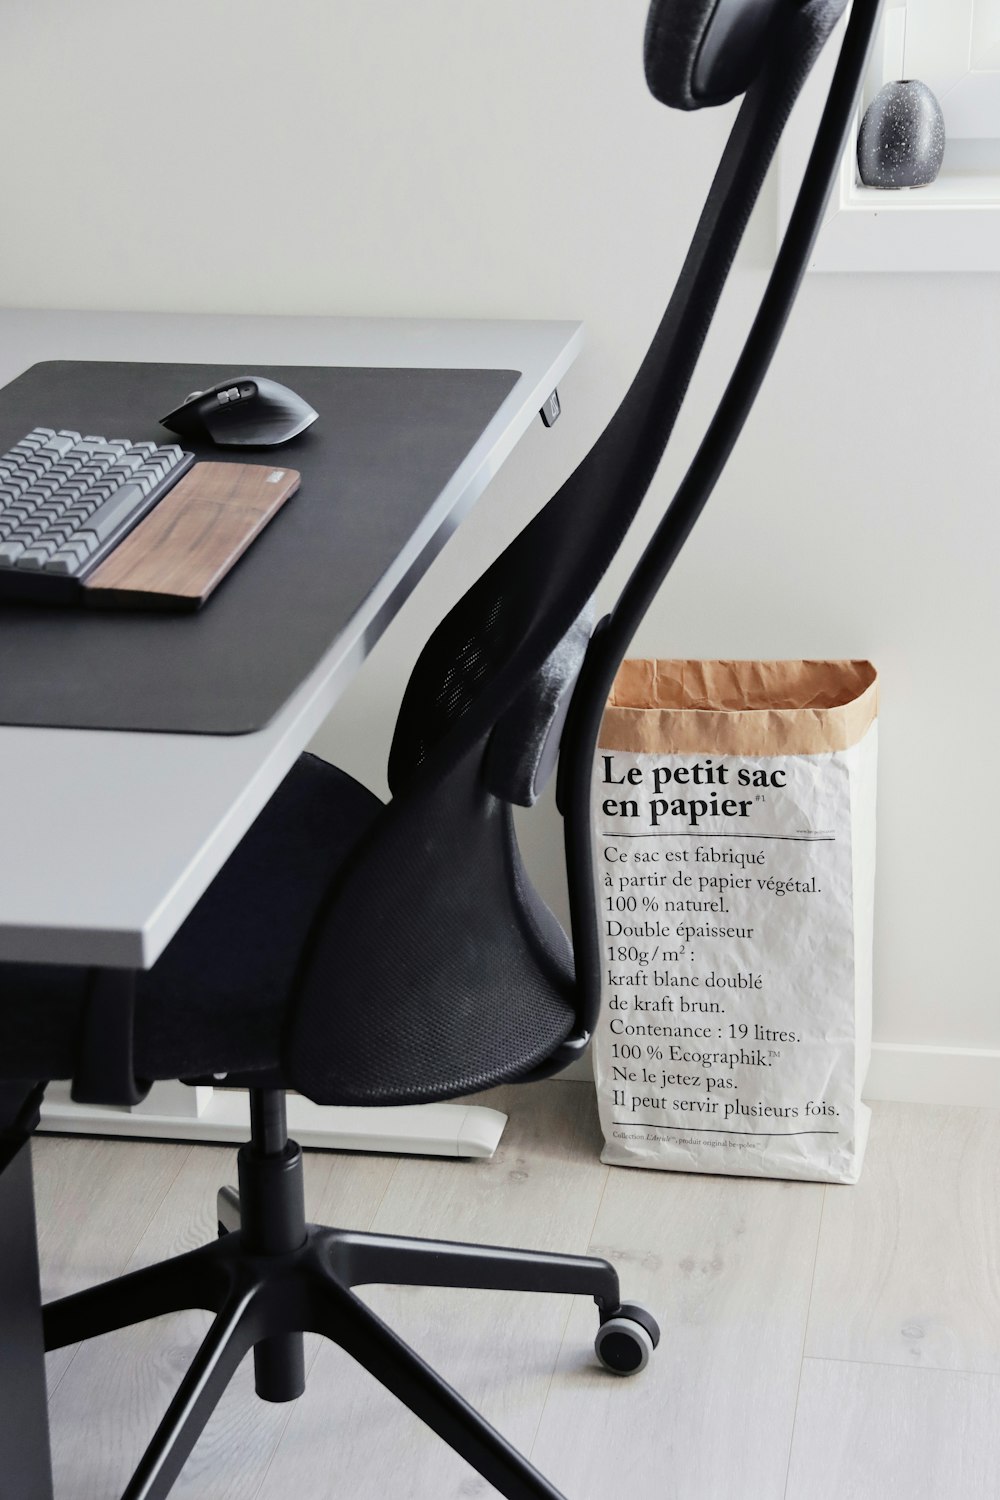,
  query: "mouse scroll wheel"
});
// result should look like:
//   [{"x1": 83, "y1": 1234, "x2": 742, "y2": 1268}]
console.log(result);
[{"x1": 184, "y1": 390, "x2": 204, "y2": 403}]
